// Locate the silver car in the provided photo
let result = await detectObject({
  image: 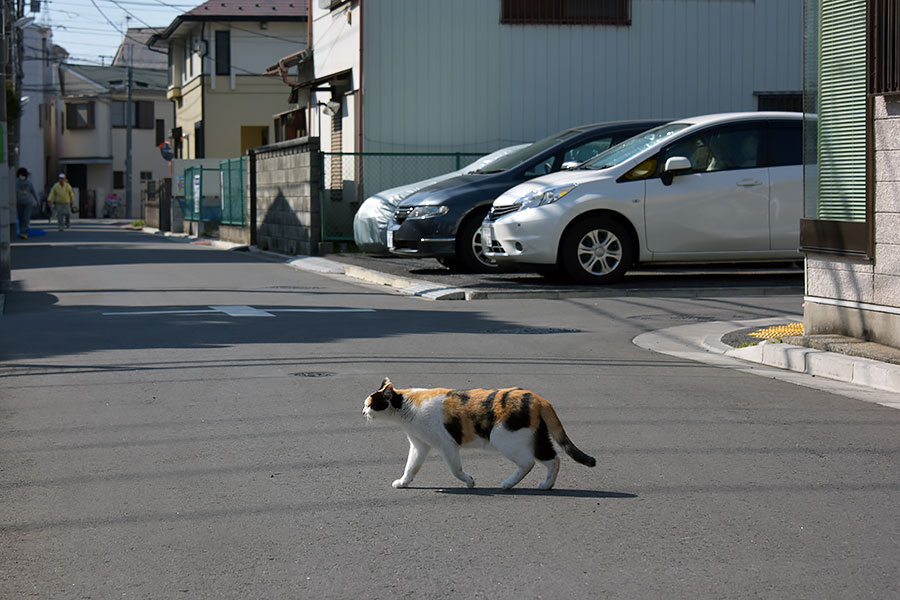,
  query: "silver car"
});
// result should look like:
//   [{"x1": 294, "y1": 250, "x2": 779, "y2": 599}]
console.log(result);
[{"x1": 481, "y1": 112, "x2": 804, "y2": 284}]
